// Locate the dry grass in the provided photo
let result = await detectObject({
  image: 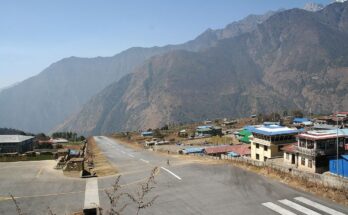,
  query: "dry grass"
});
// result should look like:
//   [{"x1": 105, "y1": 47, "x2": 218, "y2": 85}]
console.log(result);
[
  {"x1": 87, "y1": 137, "x2": 118, "y2": 176},
  {"x1": 223, "y1": 159, "x2": 348, "y2": 206}
]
